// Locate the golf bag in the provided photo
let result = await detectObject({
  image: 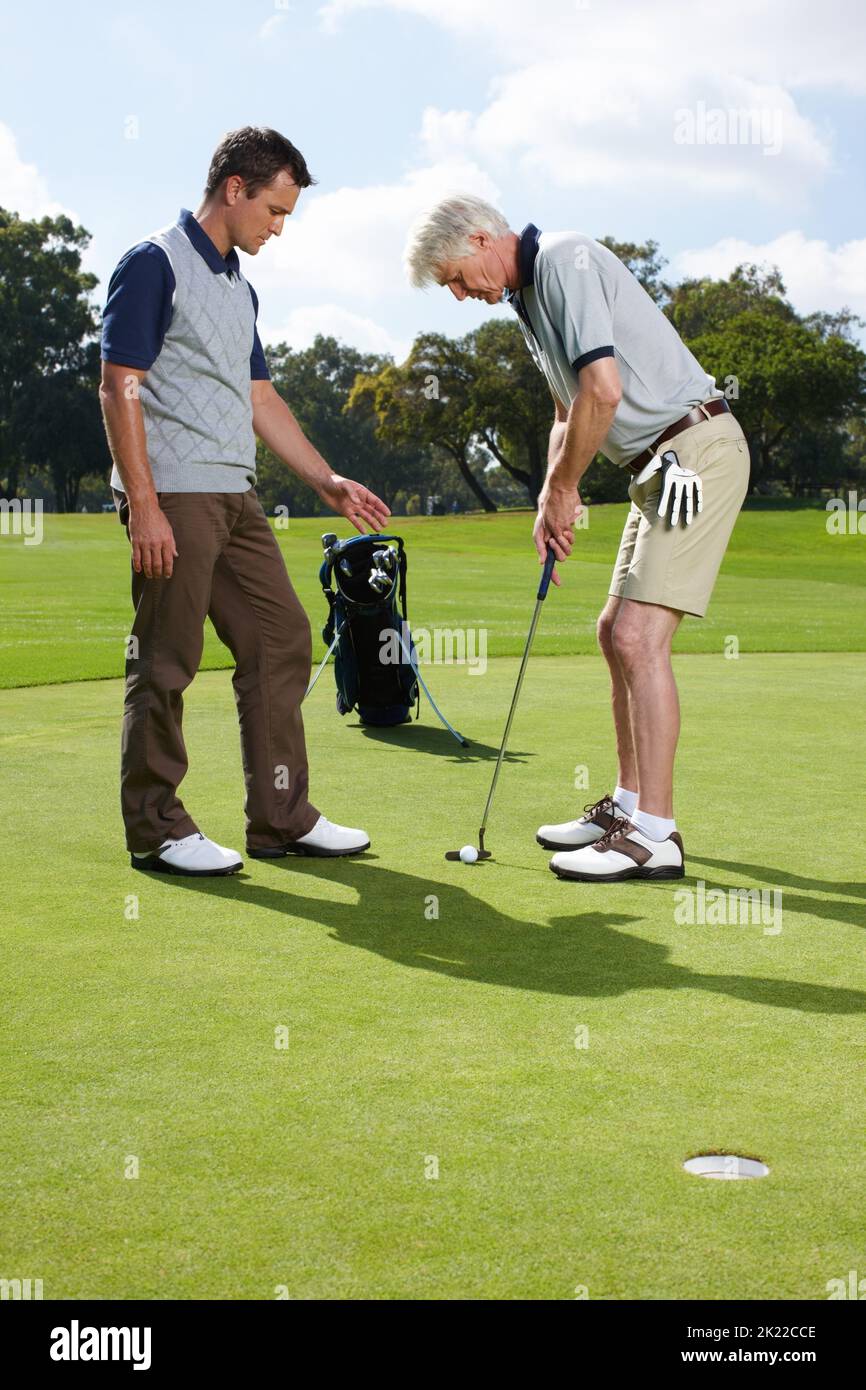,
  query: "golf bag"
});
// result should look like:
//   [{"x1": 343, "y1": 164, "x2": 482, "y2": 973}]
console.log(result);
[
  {"x1": 320, "y1": 533, "x2": 416, "y2": 725},
  {"x1": 309, "y1": 532, "x2": 467, "y2": 746}
]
